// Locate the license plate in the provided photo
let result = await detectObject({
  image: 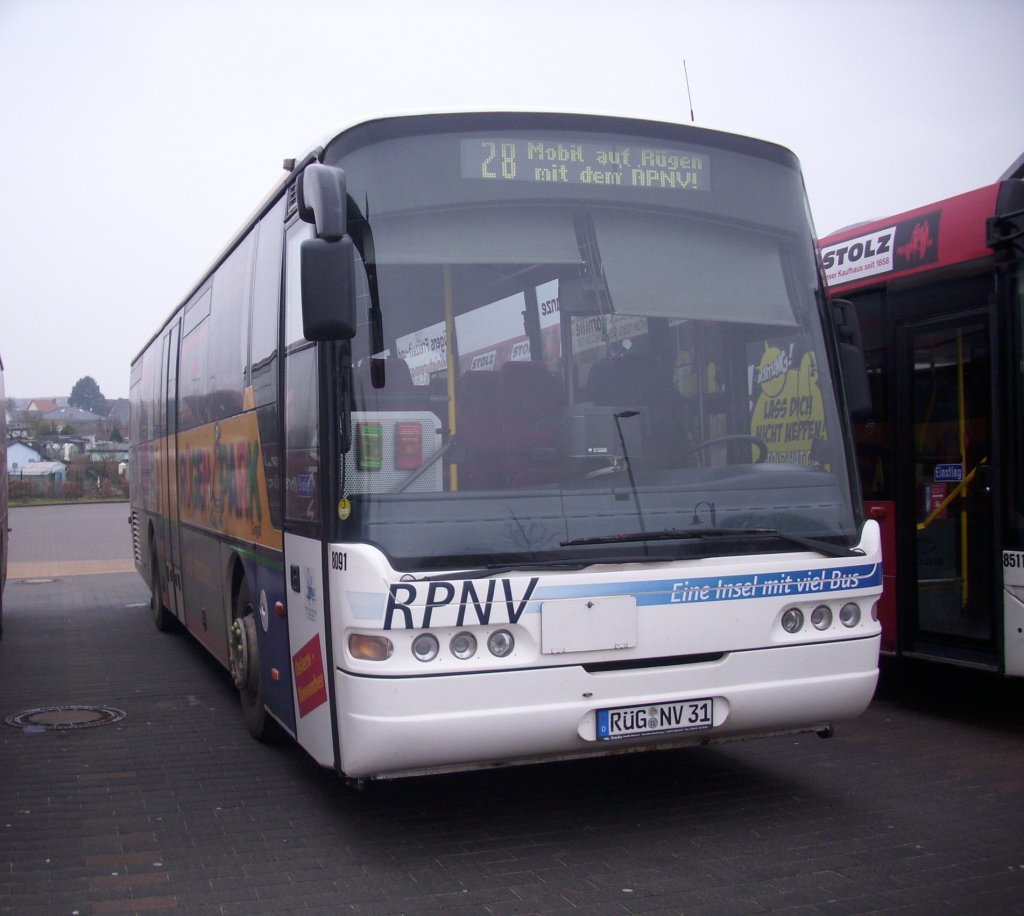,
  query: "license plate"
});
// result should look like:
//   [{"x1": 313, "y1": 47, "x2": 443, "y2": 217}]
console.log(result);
[{"x1": 597, "y1": 698, "x2": 714, "y2": 740}]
